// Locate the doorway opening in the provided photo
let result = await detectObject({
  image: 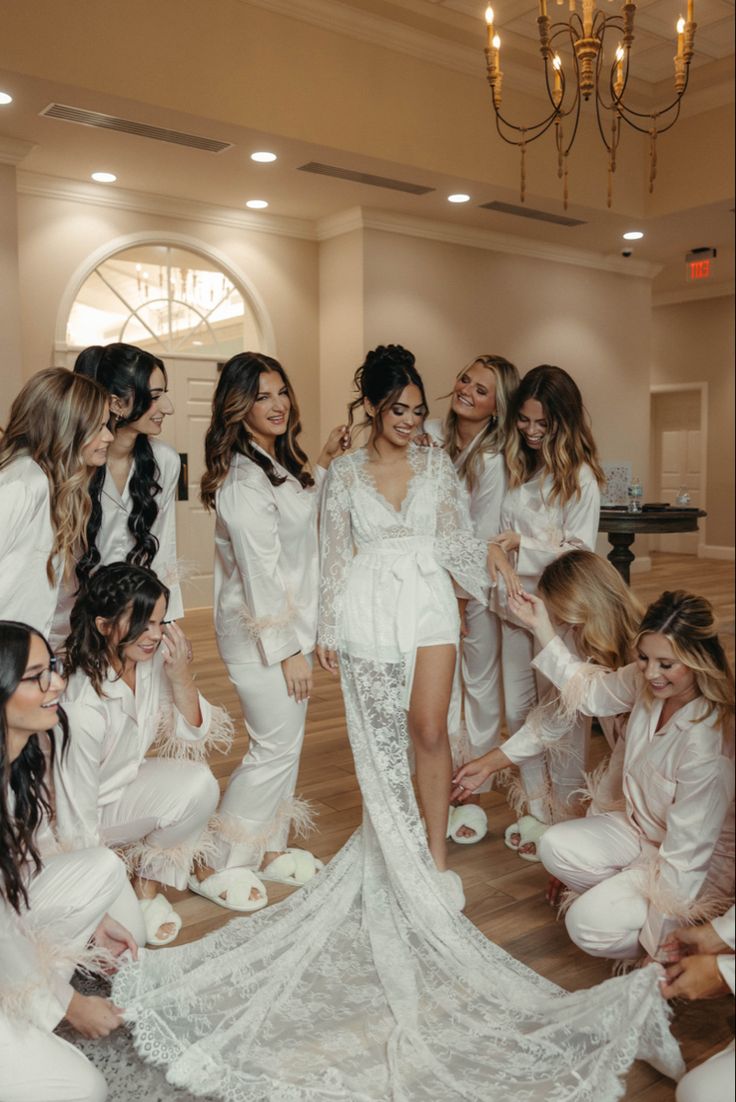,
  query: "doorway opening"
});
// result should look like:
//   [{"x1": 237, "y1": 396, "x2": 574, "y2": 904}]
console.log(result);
[{"x1": 649, "y1": 383, "x2": 708, "y2": 555}]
